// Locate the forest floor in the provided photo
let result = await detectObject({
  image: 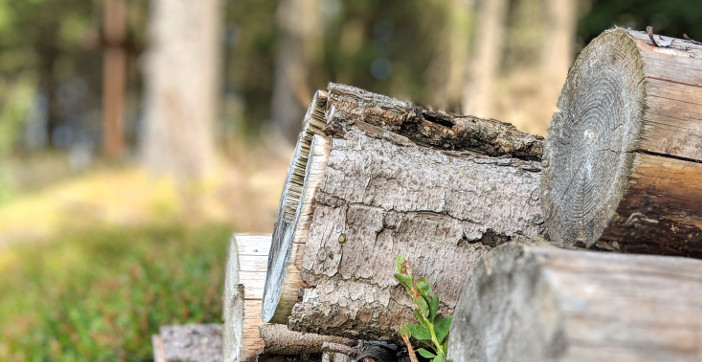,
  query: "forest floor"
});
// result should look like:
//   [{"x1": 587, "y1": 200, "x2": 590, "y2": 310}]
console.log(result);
[{"x1": 0, "y1": 147, "x2": 289, "y2": 360}]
